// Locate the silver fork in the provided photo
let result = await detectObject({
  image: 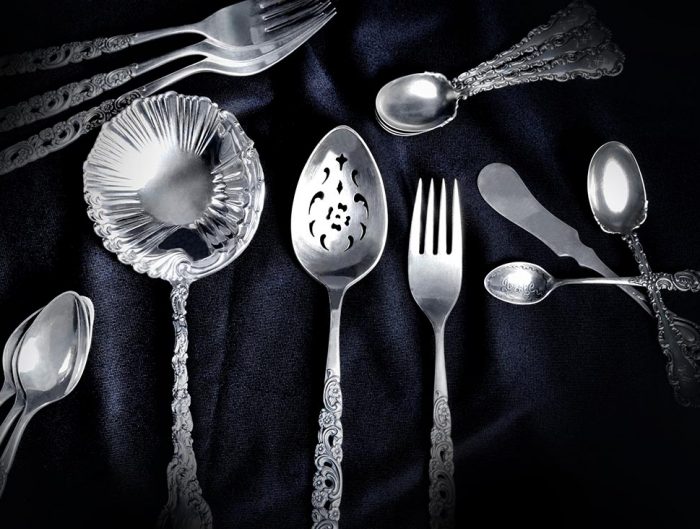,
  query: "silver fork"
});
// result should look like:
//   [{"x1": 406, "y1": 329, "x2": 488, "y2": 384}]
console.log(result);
[
  {"x1": 0, "y1": 5, "x2": 335, "y2": 175},
  {"x1": 408, "y1": 179, "x2": 462, "y2": 529},
  {"x1": 0, "y1": 0, "x2": 331, "y2": 75}
]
